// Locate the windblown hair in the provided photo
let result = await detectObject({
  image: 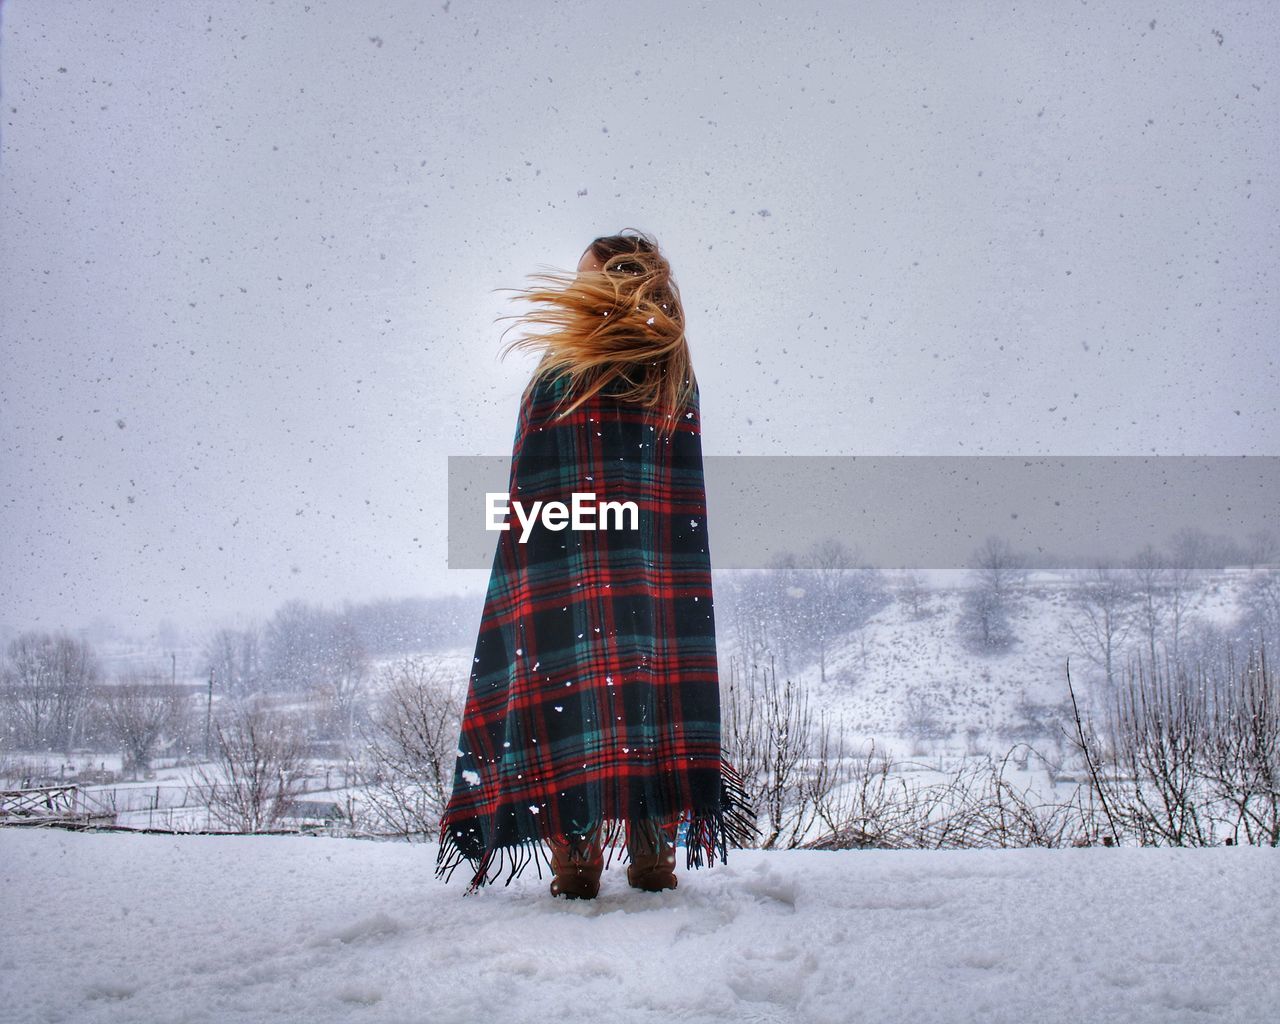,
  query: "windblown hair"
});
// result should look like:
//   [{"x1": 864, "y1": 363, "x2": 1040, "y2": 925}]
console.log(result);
[{"x1": 499, "y1": 229, "x2": 695, "y2": 423}]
